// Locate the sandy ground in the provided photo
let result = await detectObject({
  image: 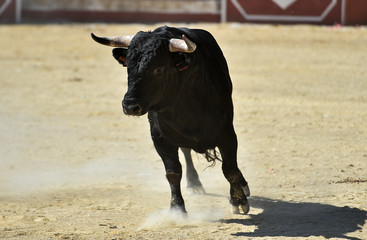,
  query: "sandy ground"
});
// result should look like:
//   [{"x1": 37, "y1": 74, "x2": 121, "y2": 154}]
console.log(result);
[{"x1": 0, "y1": 23, "x2": 366, "y2": 240}]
